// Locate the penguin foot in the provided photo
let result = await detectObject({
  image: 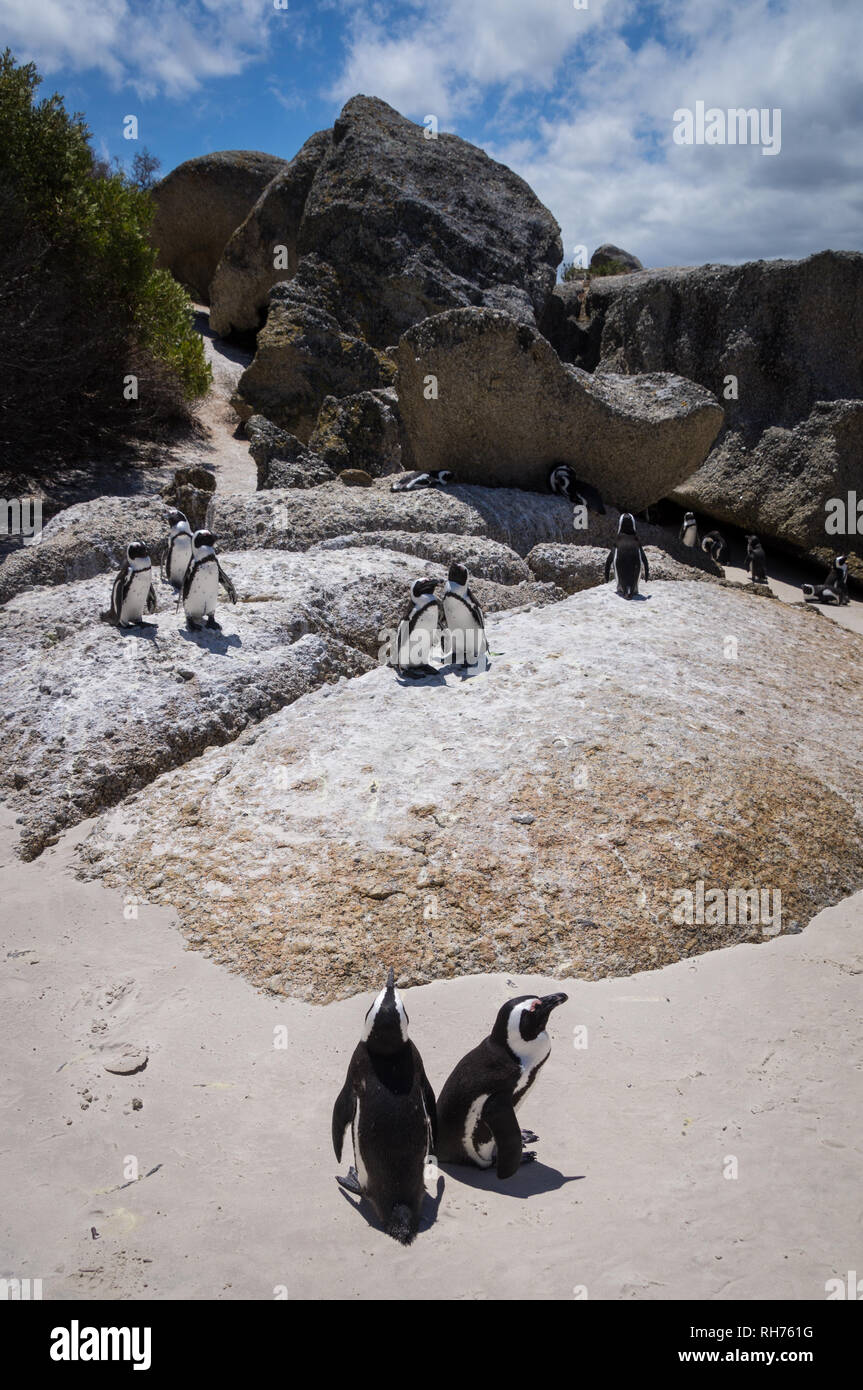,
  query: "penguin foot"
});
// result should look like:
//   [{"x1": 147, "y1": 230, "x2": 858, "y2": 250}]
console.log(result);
[
  {"x1": 336, "y1": 1166, "x2": 362, "y2": 1196},
  {"x1": 186, "y1": 618, "x2": 202, "y2": 631},
  {"x1": 205, "y1": 616, "x2": 222, "y2": 630},
  {"x1": 520, "y1": 1129, "x2": 539, "y2": 1145},
  {"x1": 520, "y1": 1151, "x2": 538, "y2": 1165},
  {"x1": 399, "y1": 664, "x2": 438, "y2": 680}
]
